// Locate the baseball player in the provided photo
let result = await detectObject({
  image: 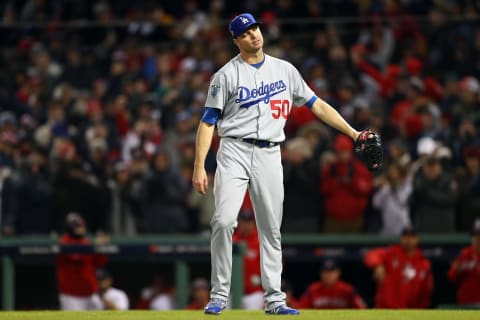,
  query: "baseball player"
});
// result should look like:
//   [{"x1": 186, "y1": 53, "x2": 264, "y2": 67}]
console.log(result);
[
  {"x1": 97, "y1": 269, "x2": 130, "y2": 310},
  {"x1": 364, "y1": 226, "x2": 433, "y2": 308},
  {"x1": 233, "y1": 209, "x2": 264, "y2": 309},
  {"x1": 56, "y1": 213, "x2": 108, "y2": 310},
  {"x1": 447, "y1": 222, "x2": 480, "y2": 305},
  {"x1": 299, "y1": 259, "x2": 366, "y2": 309},
  {"x1": 192, "y1": 13, "x2": 363, "y2": 315}
]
